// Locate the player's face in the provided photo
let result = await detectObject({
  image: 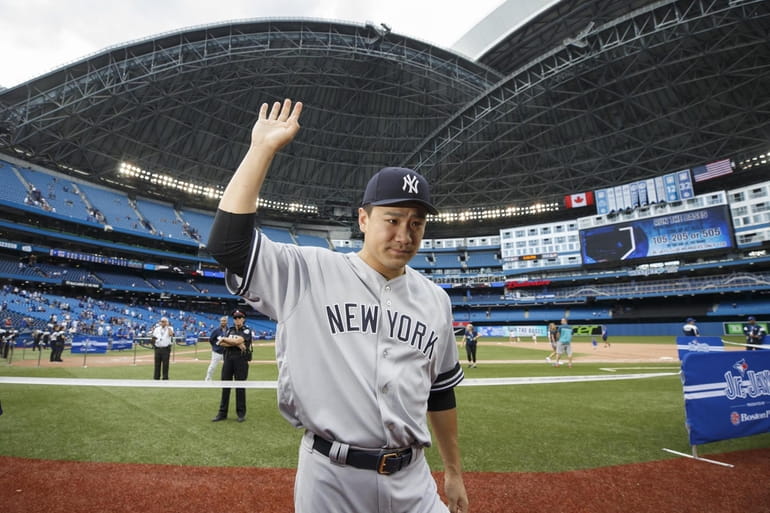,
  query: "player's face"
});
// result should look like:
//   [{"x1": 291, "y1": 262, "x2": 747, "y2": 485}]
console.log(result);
[{"x1": 358, "y1": 205, "x2": 427, "y2": 280}]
